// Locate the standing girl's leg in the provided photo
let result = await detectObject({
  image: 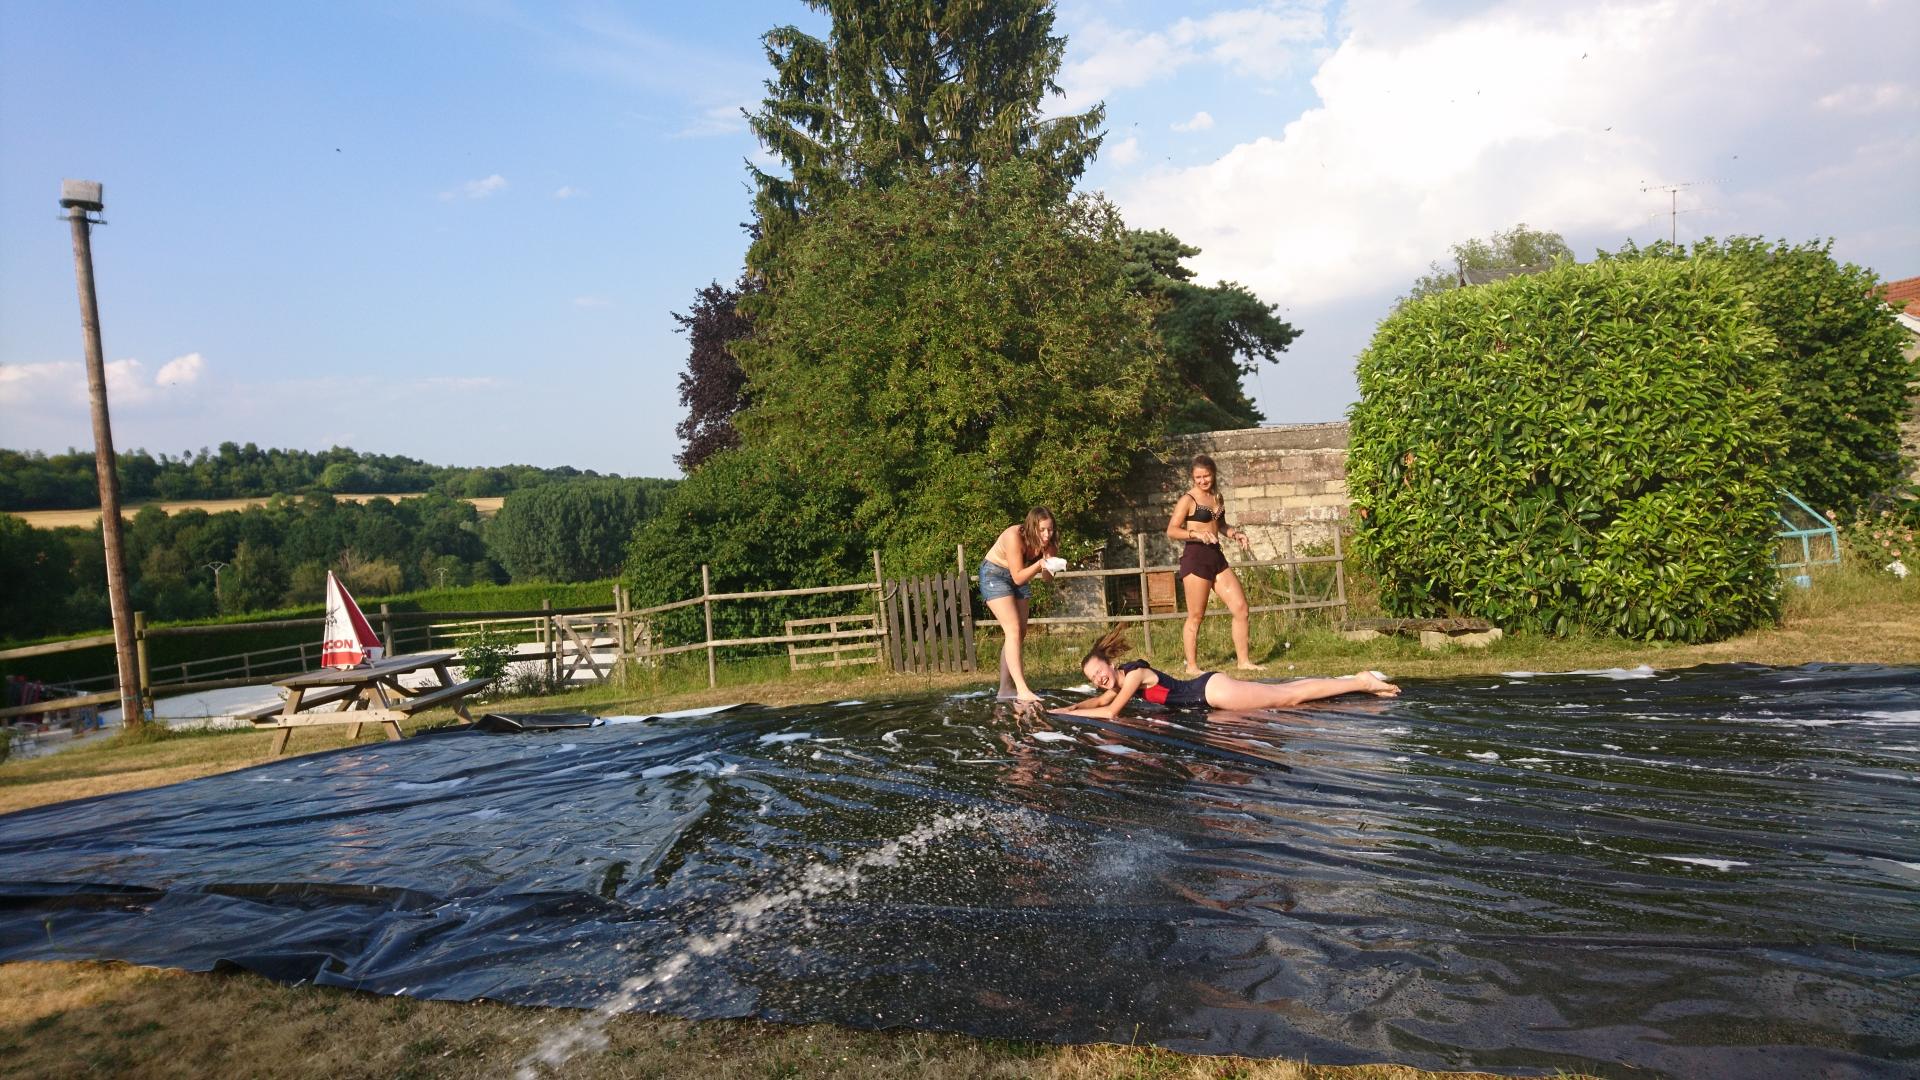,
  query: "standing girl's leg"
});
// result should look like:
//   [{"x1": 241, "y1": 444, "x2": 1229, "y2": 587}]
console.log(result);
[
  {"x1": 1204, "y1": 671, "x2": 1398, "y2": 710},
  {"x1": 985, "y1": 594, "x2": 1039, "y2": 700},
  {"x1": 1212, "y1": 568, "x2": 1257, "y2": 669},
  {"x1": 1180, "y1": 572, "x2": 1212, "y2": 675}
]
